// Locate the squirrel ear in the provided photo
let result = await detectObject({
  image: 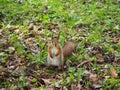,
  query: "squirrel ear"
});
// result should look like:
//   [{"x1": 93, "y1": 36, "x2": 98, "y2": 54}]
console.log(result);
[{"x1": 57, "y1": 31, "x2": 61, "y2": 39}]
